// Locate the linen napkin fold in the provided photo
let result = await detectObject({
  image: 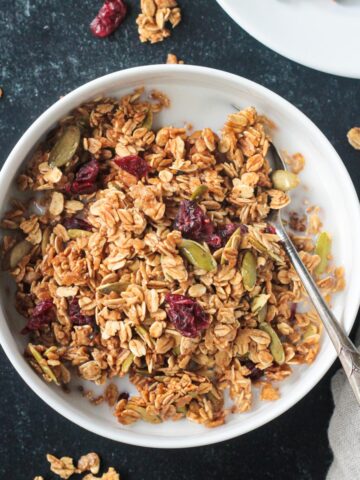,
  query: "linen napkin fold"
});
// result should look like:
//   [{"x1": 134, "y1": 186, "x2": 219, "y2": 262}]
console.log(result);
[{"x1": 327, "y1": 331, "x2": 360, "y2": 480}]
